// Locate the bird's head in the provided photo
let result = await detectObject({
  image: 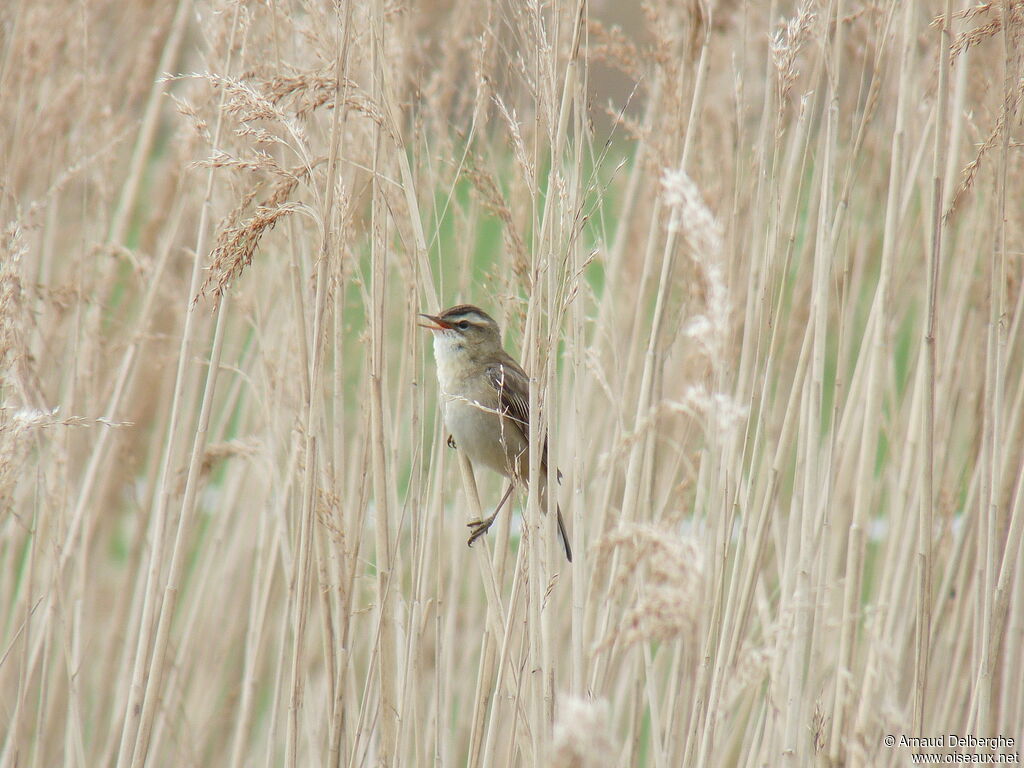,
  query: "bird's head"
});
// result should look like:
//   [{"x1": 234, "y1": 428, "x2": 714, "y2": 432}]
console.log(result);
[{"x1": 418, "y1": 304, "x2": 503, "y2": 358}]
